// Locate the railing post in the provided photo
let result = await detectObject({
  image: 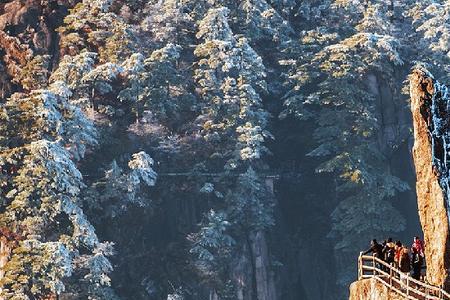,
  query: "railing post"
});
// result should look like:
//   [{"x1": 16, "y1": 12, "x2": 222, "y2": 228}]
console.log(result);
[
  {"x1": 389, "y1": 265, "x2": 393, "y2": 287},
  {"x1": 406, "y1": 274, "x2": 409, "y2": 297},
  {"x1": 358, "y1": 254, "x2": 362, "y2": 280},
  {"x1": 372, "y1": 255, "x2": 376, "y2": 276}
]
